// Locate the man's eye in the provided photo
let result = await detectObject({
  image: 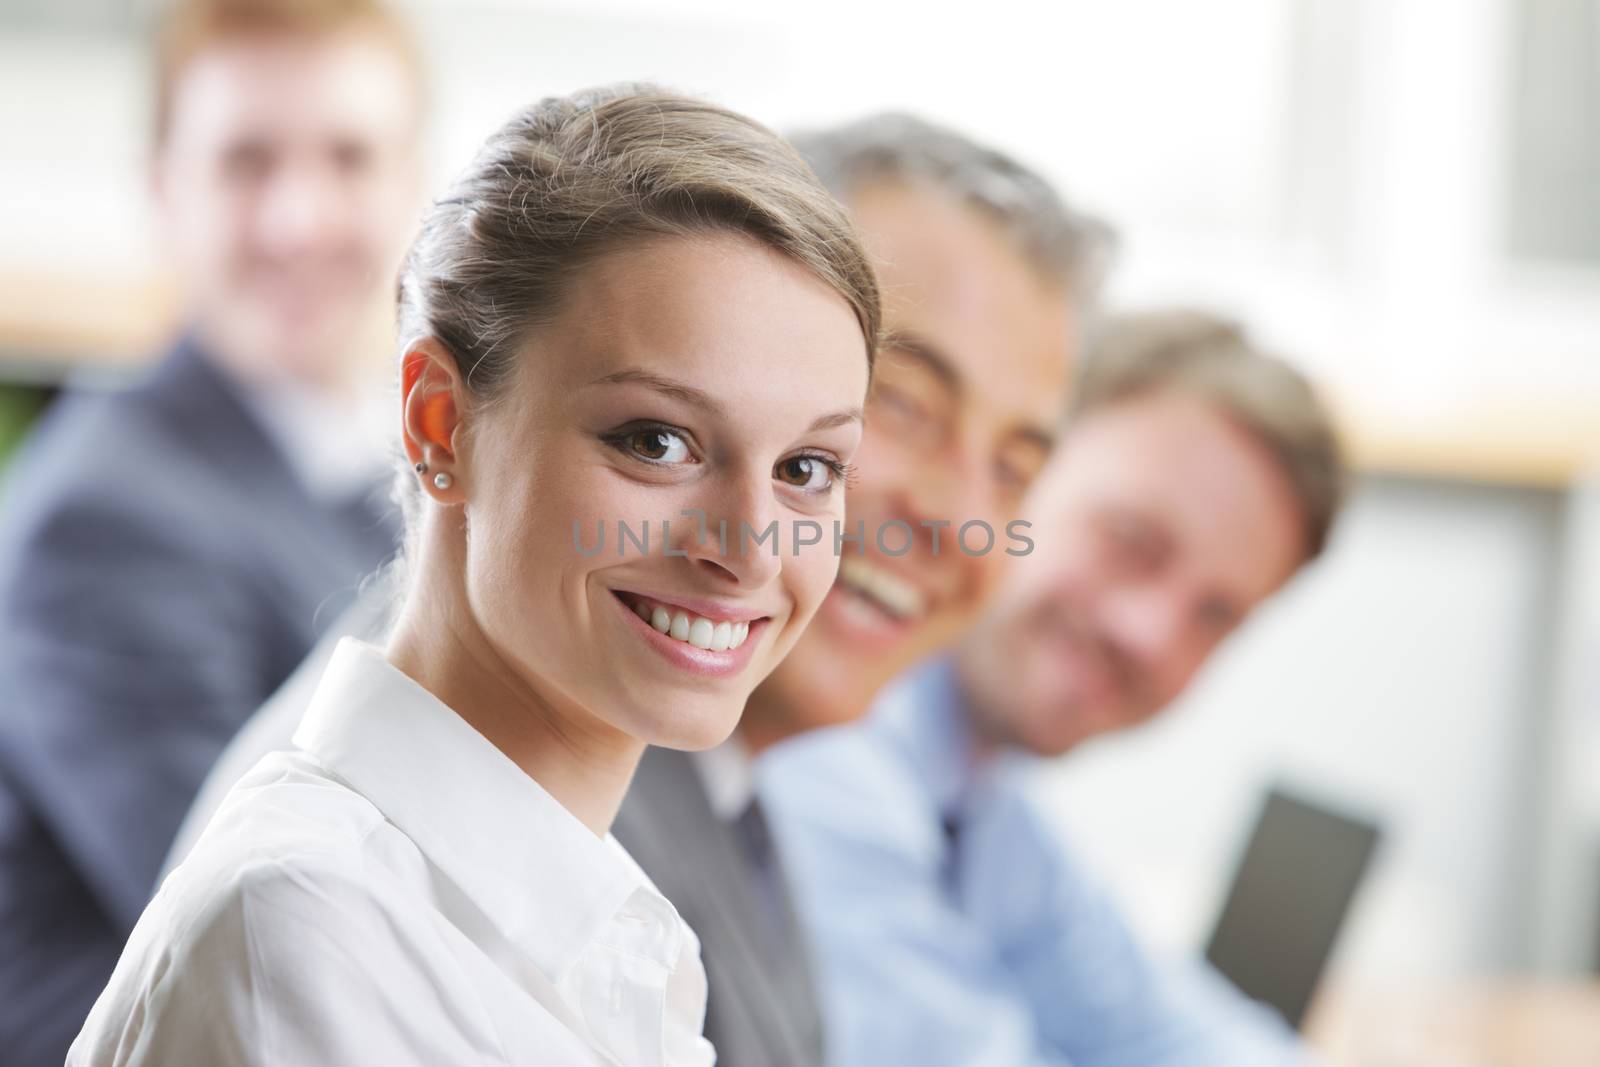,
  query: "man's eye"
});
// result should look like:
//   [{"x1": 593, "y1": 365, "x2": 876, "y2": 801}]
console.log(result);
[
  {"x1": 222, "y1": 144, "x2": 274, "y2": 182},
  {"x1": 1099, "y1": 514, "x2": 1164, "y2": 573},
  {"x1": 870, "y1": 383, "x2": 928, "y2": 423},
  {"x1": 331, "y1": 140, "x2": 373, "y2": 175},
  {"x1": 996, "y1": 440, "x2": 1050, "y2": 497},
  {"x1": 775, "y1": 454, "x2": 839, "y2": 492},
  {"x1": 995, "y1": 456, "x2": 1038, "y2": 495},
  {"x1": 1198, "y1": 599, "x2": 1240, "y2": 634},
  {"x1": 621, "y1": 427, "x2": 691, "y2": 464}
]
